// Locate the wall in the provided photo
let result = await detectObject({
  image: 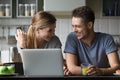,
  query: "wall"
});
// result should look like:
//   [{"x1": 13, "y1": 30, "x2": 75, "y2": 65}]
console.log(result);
[{"x1": 0, "y1": 18, "x2": 120, "y2": 59}]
